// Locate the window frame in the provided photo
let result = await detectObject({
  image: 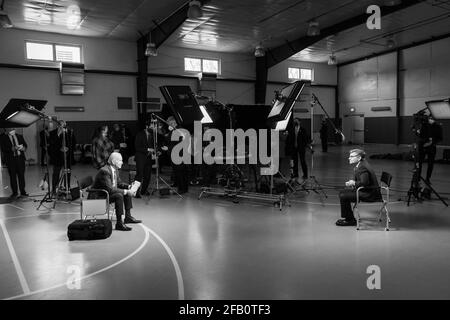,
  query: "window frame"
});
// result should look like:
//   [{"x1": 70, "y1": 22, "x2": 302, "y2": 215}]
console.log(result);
[
  {"x1": 288, "y1": 67, "x2": 314, "y2": 81},
  {"x1": 184, "y1": 56, "x2": 221, "y2": 75},
  {"x1": 25, "y1": 40, "x2": 83, "y2": 63}
]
